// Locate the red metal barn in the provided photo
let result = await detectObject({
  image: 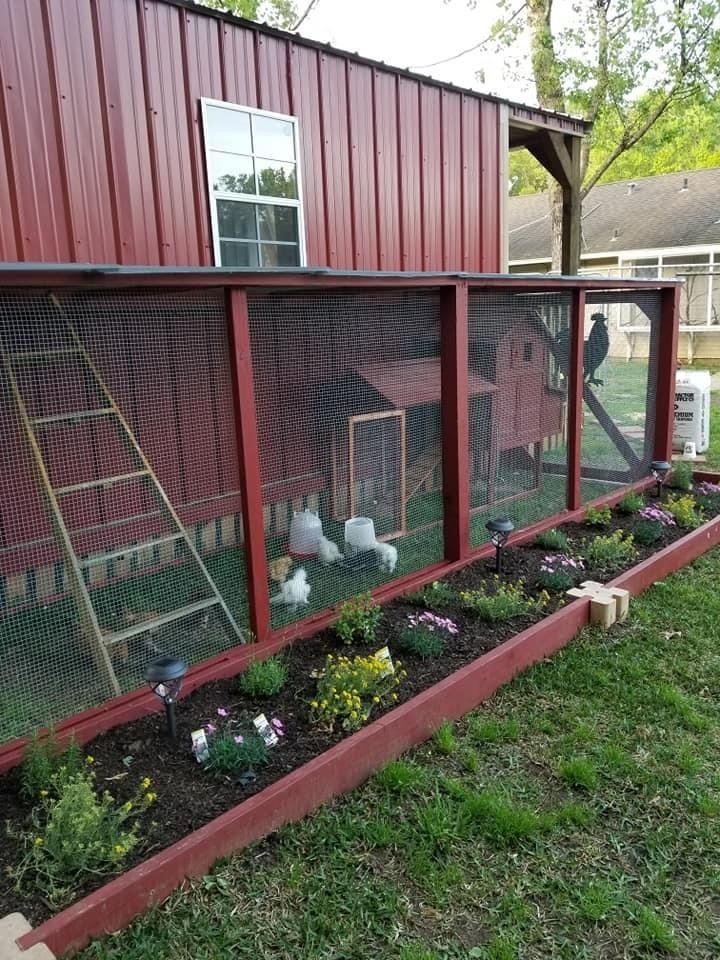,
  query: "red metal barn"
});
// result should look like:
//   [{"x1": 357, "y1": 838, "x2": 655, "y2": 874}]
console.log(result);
[{"x1": 0, "y1": 0, "x2": 678, "y2": 749}]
